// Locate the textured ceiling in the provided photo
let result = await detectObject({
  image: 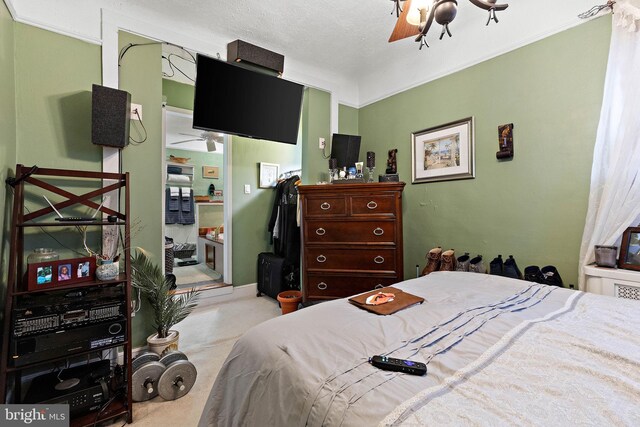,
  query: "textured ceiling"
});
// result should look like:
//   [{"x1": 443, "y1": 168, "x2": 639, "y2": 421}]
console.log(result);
[{"x1": 9, "y1": 0, "x2": 599, "y2": 105}]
